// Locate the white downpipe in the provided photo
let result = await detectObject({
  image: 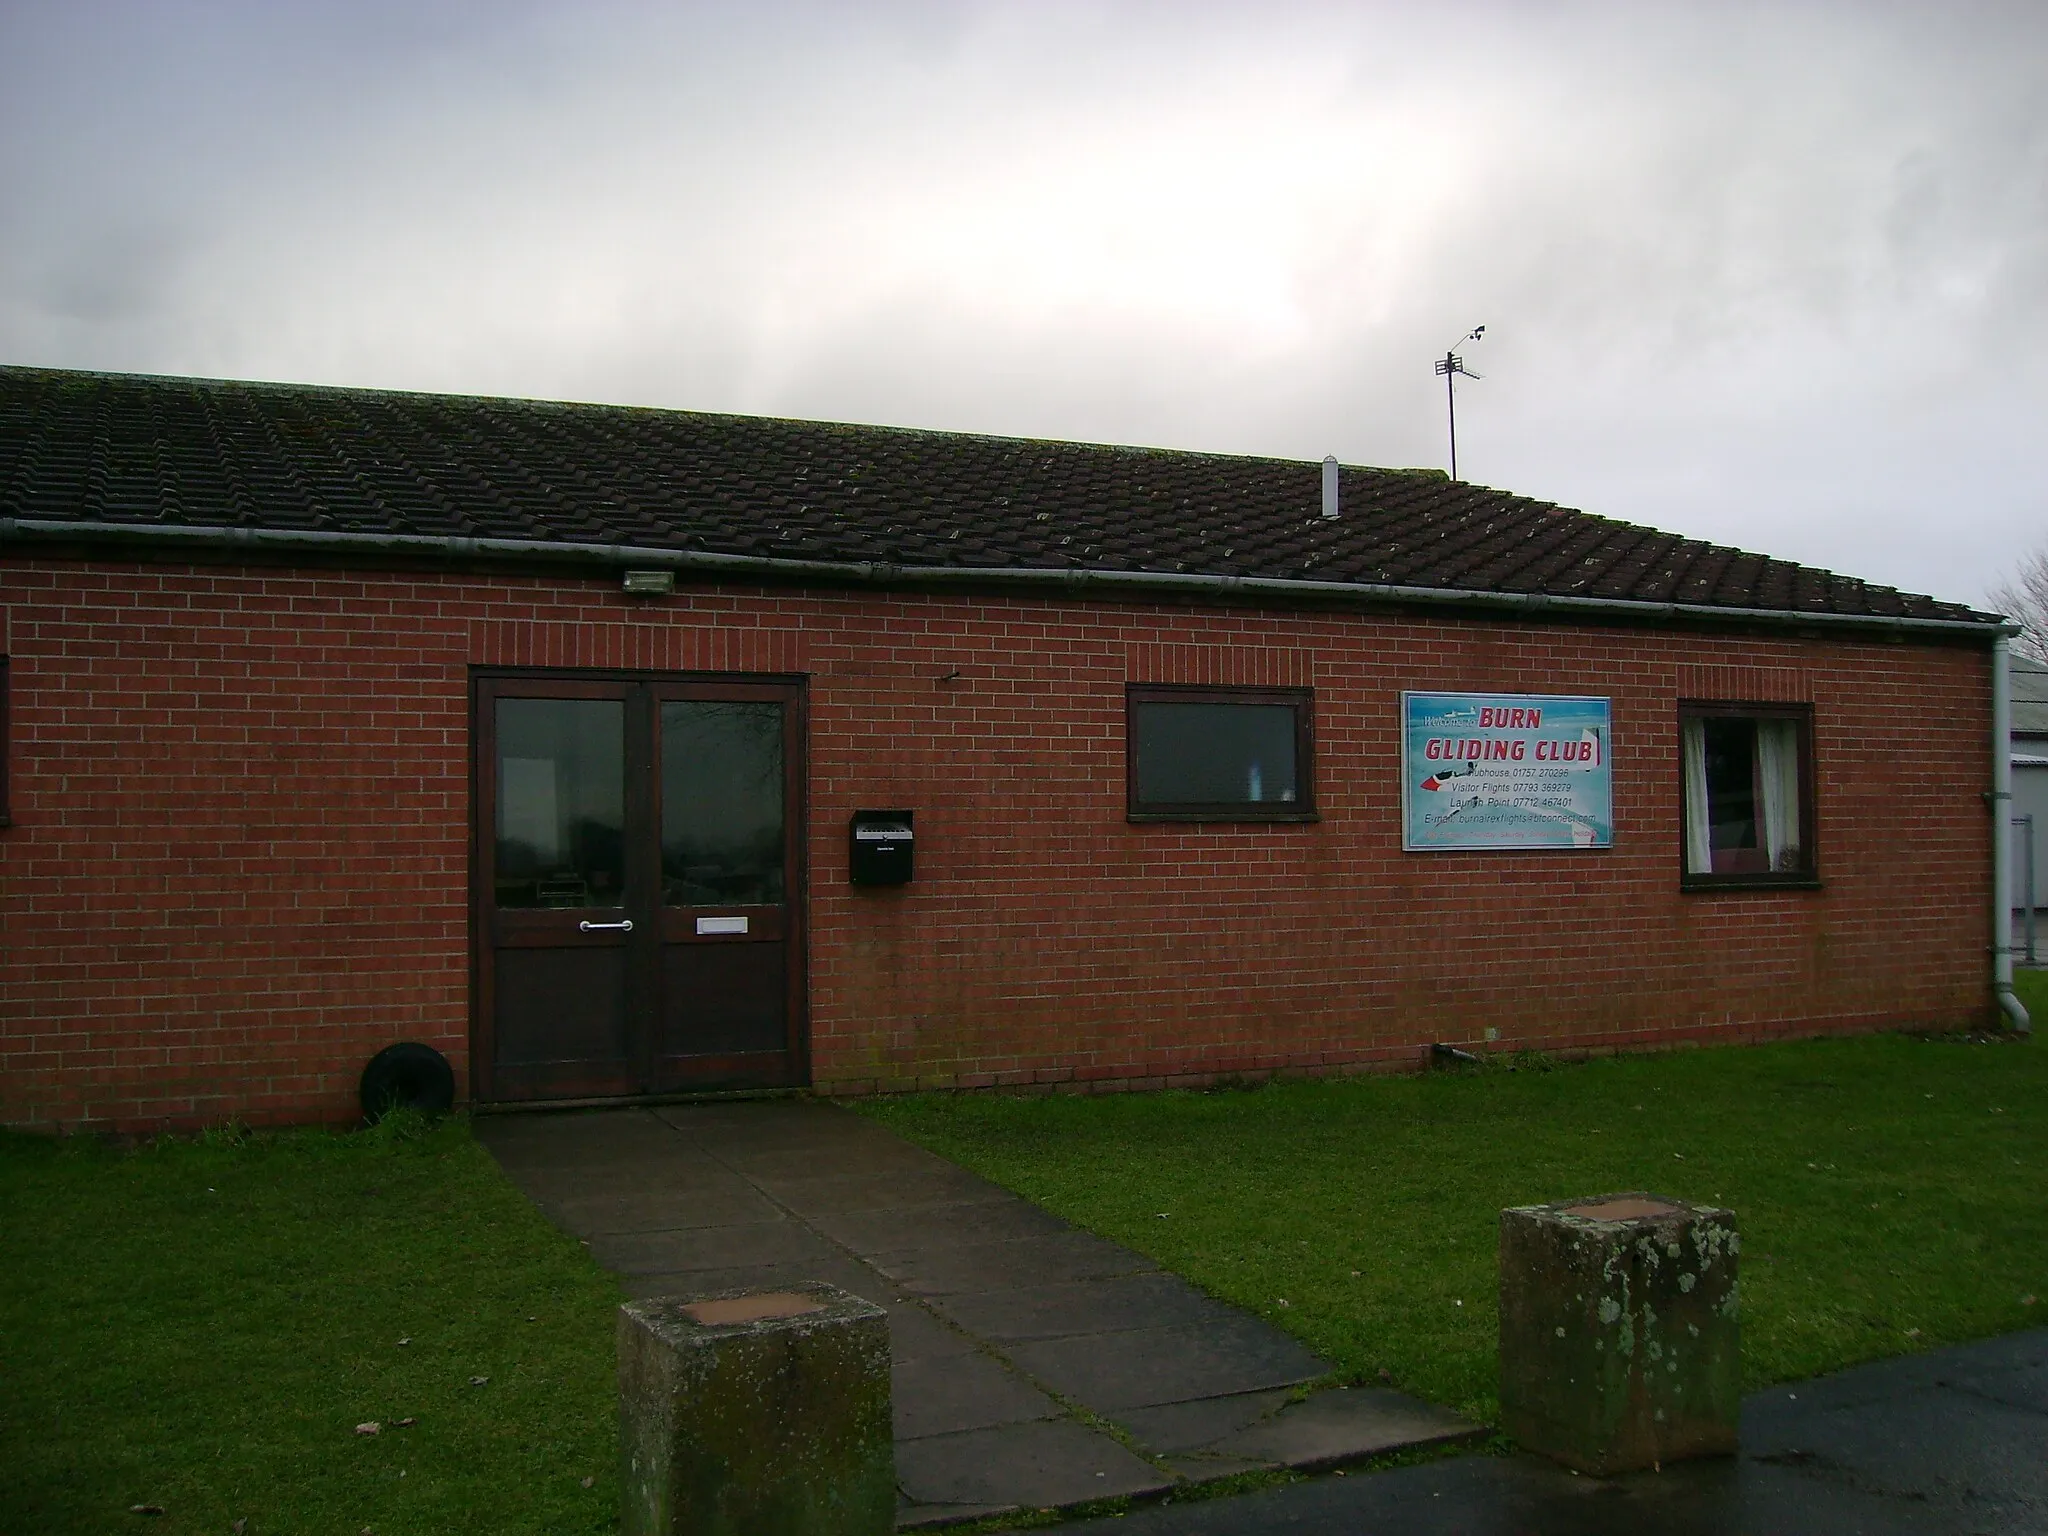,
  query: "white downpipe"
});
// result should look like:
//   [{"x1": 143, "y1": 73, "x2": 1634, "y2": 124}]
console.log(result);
[{"x1": 1993, "y1": 636, "x2": 2031, "y2": 1032}]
